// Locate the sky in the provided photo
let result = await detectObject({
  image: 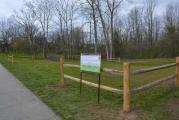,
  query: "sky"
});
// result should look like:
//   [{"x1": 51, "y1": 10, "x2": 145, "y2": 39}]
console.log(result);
[
  {"x1": 0, "y1": 0, "x2": 24, "y2": 18},
  {"x1": 0, "y1": 0, "x2": 179, "y2": 18},
  {"x1": 120, "y1": 0, "x2": 179, "y2": 16}
]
